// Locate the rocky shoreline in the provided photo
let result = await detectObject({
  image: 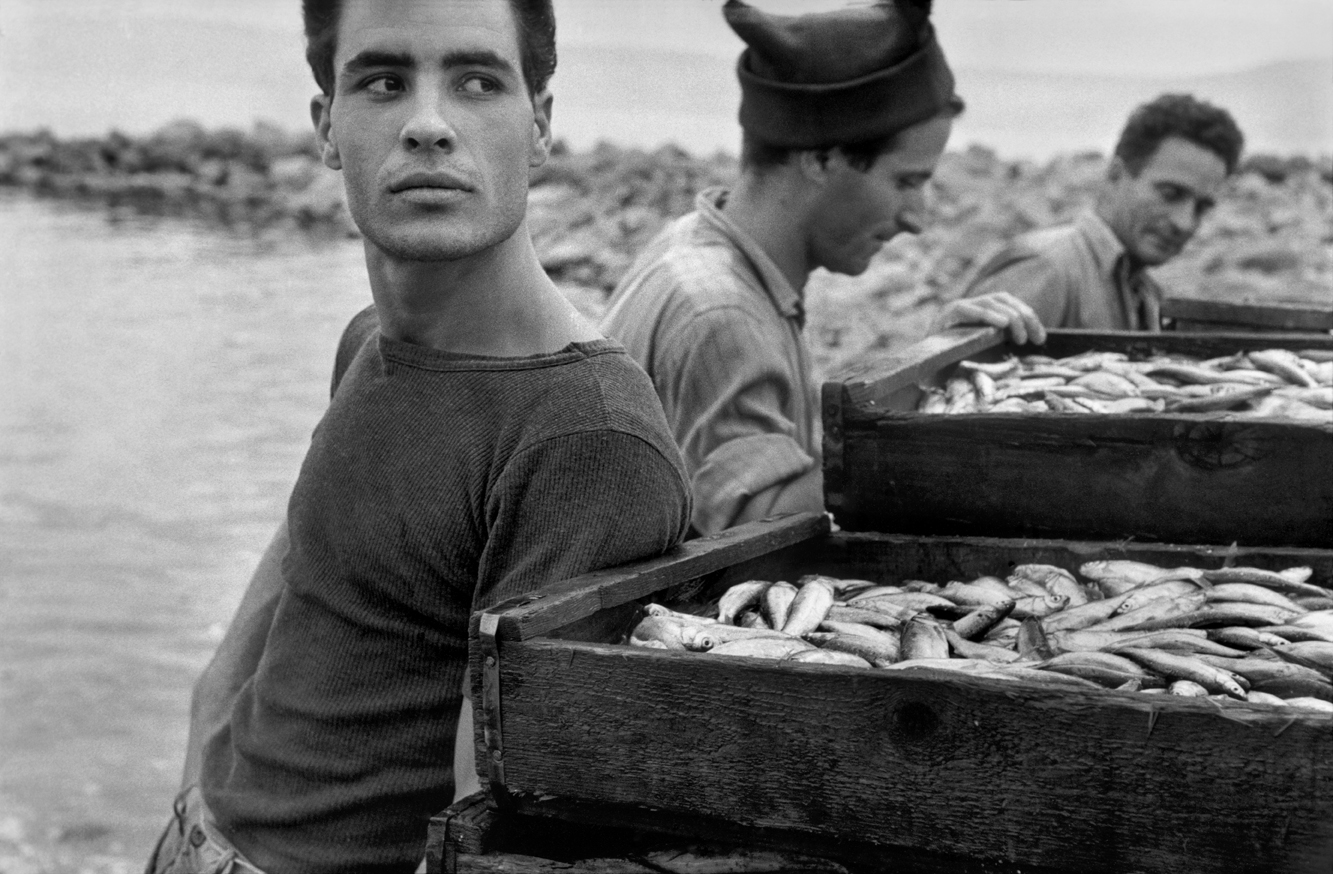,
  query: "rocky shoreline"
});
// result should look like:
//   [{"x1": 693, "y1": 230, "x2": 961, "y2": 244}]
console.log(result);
[{"x1": 3, "y1": 121, "x2": 1330, "y2": 372}]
